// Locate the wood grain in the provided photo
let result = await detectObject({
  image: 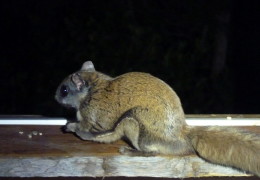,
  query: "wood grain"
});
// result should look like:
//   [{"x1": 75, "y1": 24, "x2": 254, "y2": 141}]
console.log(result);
[{"x1": 0, "y1": 126, "x2": 123, "y2": 157}]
